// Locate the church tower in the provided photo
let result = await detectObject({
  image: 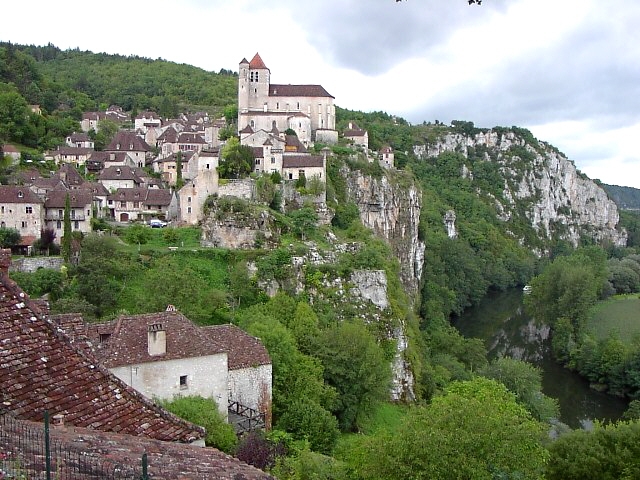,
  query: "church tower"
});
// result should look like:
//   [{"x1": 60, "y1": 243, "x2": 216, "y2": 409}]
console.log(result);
[
  {"x1": 247, "y1": 53, "x2": 270, "y2": 110},
  {"x1": 238, "y1": 57, "x2": 250, "y2": 117}
]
